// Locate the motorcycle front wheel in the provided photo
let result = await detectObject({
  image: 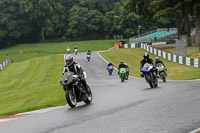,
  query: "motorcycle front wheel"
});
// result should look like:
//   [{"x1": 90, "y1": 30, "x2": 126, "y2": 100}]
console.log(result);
[
  {"x1": 147, "y1": 73, "x2": 154, "y2": 88},
  {"x1": 161, "y1": 75, "x2": 166, "y2": 82},
  {"x1": 121, "y1": 74, "x2": 125, "y2": 82},
  {"x1": 84, "y1": 86, "x2": 93, "y2": 104},
  {"x1": 66, "y1": 89, "x2": 77, "y2": 108}
]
